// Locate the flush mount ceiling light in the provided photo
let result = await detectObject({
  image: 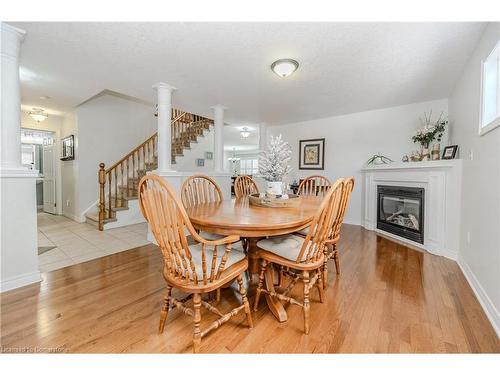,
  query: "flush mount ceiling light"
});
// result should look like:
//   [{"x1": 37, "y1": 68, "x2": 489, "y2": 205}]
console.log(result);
[
  {"x1": 29, "y1": 108, "x2": 48, "y2": 122},
  {"x1": 271, "y1": 58, "x2": 299, "y2": 78},
  {"x1": 240, "y1": 127, "x2": 251, "y2": 138}
]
